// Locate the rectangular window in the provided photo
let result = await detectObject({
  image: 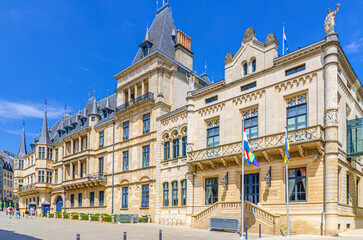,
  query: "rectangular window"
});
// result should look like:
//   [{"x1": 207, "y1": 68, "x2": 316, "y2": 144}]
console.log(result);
[
  {"x1": 81, "y1": 138, "x2": 84, "y2": 151},
  {"x1": 78, "y1": 193, "x2": 82, "y2": 207},
  {"x1": 99, "y1": 157, "x2": 104, "y2": 173},
  {"x1": 182, "y1": 136, "x2": 187, "y2": 157},
  {"x1": 173, "y1": 139, "x2": 179, "y2": 159},
  {"x1": 71, "y1": 194, "x2": 74, "y2": 207},
  {"x1": 285, "y1": 64, "x2": 306, "y2": 76},
  {"x1": 142, "y1": 145, "x2": 150, "y2": 168},
  {"x1": 172, "y1": 181, "x2": 178, "y2": 206},
  {"x1": 123, "y1": 122, "x2": 129, "y2": 140},
  {"x1": 72, "y1": 164, "x2": 76, "y2": 179},
  {"x1": 38, "y1": 171, "x2": 45, "y2": 183},
  {"x1": 288, "y1": 167, "x2": 307, "y2": 202},
  {"x1": 47, "y1": 148, "x2": 53, "y2": 160},
  {"x1": 164, "y1": 142, "x2": 170, "y2": 161},
  {"x1": 55, "y1": 170, "x2": 58, "y2": 184},
  {"x1": 42, "y1": 147, "x2": 45, "y2": 159},
  {"x1": 207, "y1": 126, "x2": 219, "y2": 148},
  {"x1": 99, "y1": 191, "x2": 104, "y2": 206},
  {"x1": 181, "y1": 180, "x2": 187, "y2": 206},
  {"x1": 141, "y1": 185, "x2": 149, "y2": 207},
  {"x1": 38, "y1": 147, "x2": 45, "y2": 159},
  {"x1": 123, "y1": 151, "x2": 129, "y2": 172},
  {"x1": 205, "y1": 177, "x2": 218, "y2": 205},
  {"x1": 205, "y1": 96, "x2": 218, "y2": 104},
  {"x1": 143, "y1": 113, "x2": 150, "y2": 134},
  {"x1": 241, "y1": 82, "x2": 256, "y2": 91},
  {"x1": 55, "y1": 149, "x2": 58, "y2": 162},
  {"x1": 80, "y1": 162, "x2": 84, "y2": 178},
  {"x1": 163, "y1": 183, "x2": 169, "y2": 207},
  {"x1": 347, "y1": 174, "x2": 350, "y2": 205},
  {"x1": 287, "y1": 103, "x2": 307, "y2": 131},
  {"x1": 99, "y1": 131, "x2": 104, "y2": 148},
  {"x1": 73, "y1": 141, "x2": 76, "y2": 154},
  {"x1": 244, "y1": 116, "x2": 258, "y2": 139},
  {"x1": 90, "y1": 192, "x2": 94, "y2": 206},
  {"x1": 122, "y1": 187, "x2": 128, "y2": 208}
]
